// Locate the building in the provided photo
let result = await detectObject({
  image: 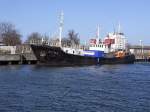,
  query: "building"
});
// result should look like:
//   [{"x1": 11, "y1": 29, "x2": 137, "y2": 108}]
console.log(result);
[
  {"x1": 0, "y1": 46, "x2": 16, "y2": 54},
  {"x1": 129, "y1": 45, "x2": 150, "y2": 59},
  {"x1": 15, "y1": 44, "x2": 33, "y2": 54}
]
